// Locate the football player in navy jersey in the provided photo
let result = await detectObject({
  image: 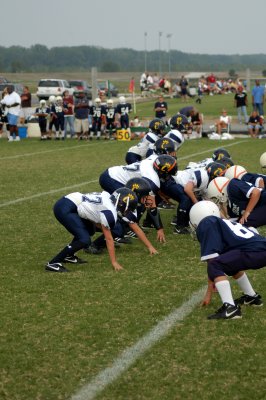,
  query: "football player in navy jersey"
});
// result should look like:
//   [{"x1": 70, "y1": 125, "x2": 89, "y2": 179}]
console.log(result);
[
  {"x1": 116, "y1": 96, "x2": 132, "y2": 129},
  {"x1": 50, "y1": 96, "x2": 65, "y2": 140},
  {"x1": 104, "y1": 99, "x2": 117, "y2": 140},
  {"x1": 46, "y1": 188, "x2": 137, "y2": 272},
  {"x1": 90, "y1": 98, "x2": 107, "y2": 140},
  {"x1": 190, "y1": 201, "x2": 265, "y2": 319}
]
